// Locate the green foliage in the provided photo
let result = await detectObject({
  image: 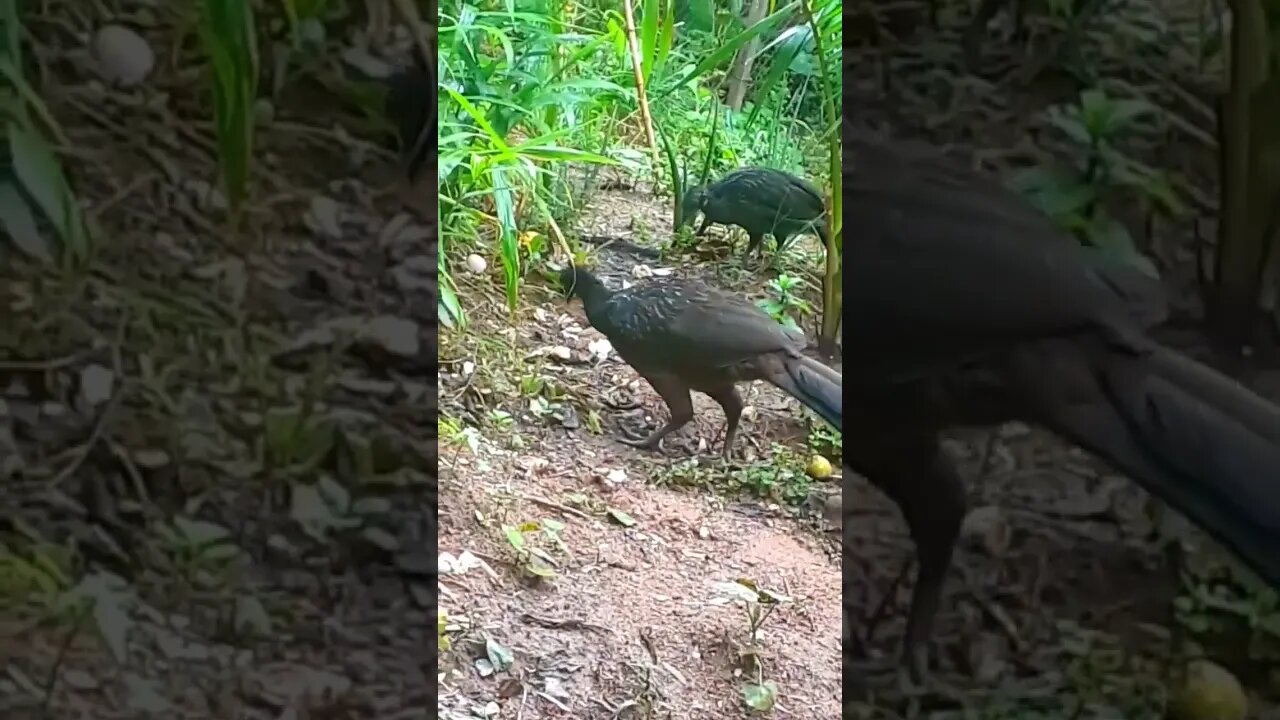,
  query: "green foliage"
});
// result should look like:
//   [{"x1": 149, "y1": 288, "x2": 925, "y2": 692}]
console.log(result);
[
  {"x1": 198, "y1": 0, "x2": 261, "y2": 219},
  {"x1": 1010, "y1": 88, "x2": 1186, "y2": 276},
  {"x1": 501, "y1": 518, "x2": 565, "y2": 579},
  {"x1": 439, "y1": 0, "x2": 834, "y2": 327},
  {"x1": 439, "y1": 3, "x2": 621, "y2": 320},
  {"x1": 0, "y1": 0, "x2": 92, "y2": 263},
  {"x1": 755, "y1": 273, "x2": 813, "y2": 331},
  {"x1": 280, "y1": 0, "x2": 329, "y2": 48}
]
